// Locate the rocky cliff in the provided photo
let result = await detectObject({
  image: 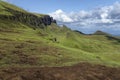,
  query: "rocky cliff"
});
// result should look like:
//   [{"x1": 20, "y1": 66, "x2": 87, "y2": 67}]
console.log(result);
[{"x1": 0, "y1": 6, "x2": 56, "y2": 28}]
